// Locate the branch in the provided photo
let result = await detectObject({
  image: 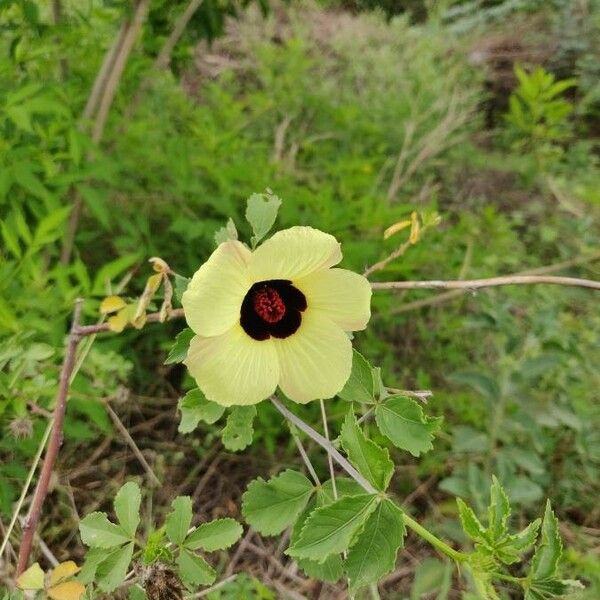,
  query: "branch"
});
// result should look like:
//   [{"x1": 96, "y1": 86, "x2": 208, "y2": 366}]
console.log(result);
[
  {"x1": 371, "y1": 275, "x2": 600, "y2": 292},
  {"x1": 74, "y1": 308, "x2": 184, "y2": 337},
  {"x1": 16, "y1": 301, "x2": 83, "y2": 575},
  {"x1": 270, "y1": 397, "x2": 468, "y2": 563},
  {"x1": 270, "y1": 397, "x2": 377, "y2": 494}
]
